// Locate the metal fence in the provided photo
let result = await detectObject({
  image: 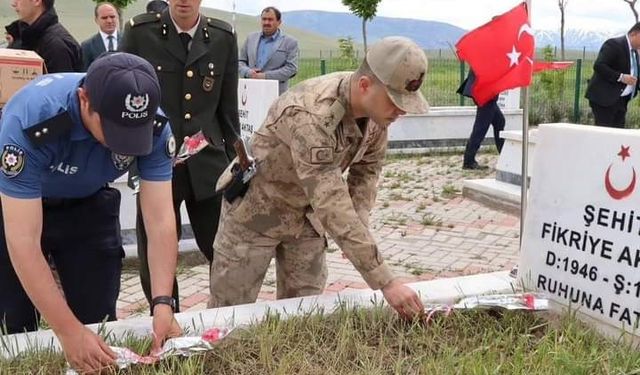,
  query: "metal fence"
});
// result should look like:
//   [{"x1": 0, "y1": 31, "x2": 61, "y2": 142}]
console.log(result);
[{"x1": 291, "y1": 52, "x2": 640, "y2": 129}]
